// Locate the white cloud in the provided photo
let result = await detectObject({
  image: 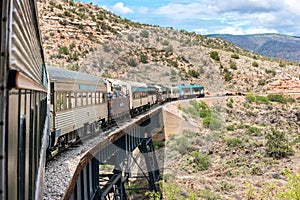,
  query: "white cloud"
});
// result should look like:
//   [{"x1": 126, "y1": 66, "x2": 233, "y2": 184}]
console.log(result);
[
  {"x1": 97, "y1": 0, "x2": 300, "y2": 36},
  {"x1": 110, "y1": 2, "x2": 133, "y2": 15},
  {"x1": 218, "y1": 27, "x2": 278, "y2": 35},
  {"x1": 137, "y1": 7, "x2": 149, "y2": 15},
  {"x1": 154, "y1": 3, "x2": 211, "y2": 19}
]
